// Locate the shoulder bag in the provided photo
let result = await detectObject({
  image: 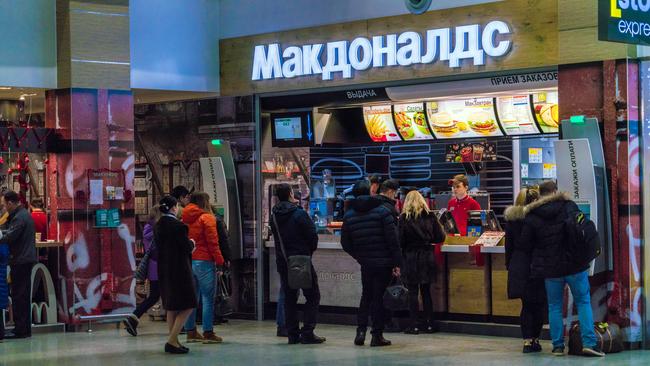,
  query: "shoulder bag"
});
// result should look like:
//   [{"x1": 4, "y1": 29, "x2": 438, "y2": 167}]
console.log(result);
[
  {"x1": 135, "y1": 241, "x2": 156, "y2": 282},
  {"x1": 271, "y1": 214, "x2": 313, "y2": 290}
]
